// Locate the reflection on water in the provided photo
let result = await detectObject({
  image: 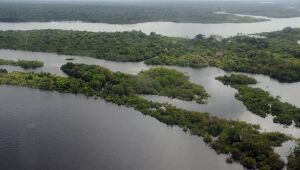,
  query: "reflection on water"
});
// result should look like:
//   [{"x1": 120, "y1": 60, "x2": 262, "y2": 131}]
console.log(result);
[
  {"x1": 0, "y1": 85, "x2": 243, "y2": 170},
  {"x1": 1, "y1": 16, "x2": 300, "y2": 38}
]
